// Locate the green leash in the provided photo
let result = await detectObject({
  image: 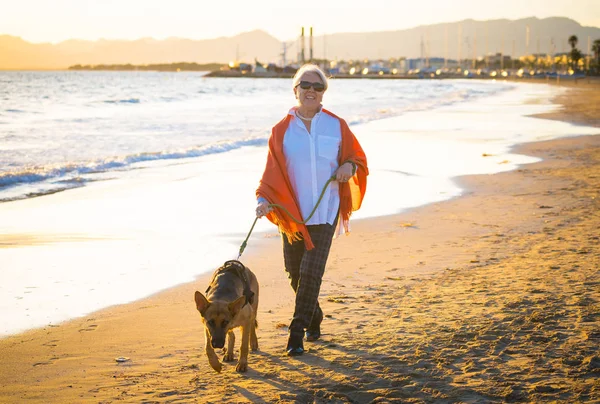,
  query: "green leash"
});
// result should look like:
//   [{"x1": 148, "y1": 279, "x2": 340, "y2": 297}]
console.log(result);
[{"x1": 237, "y1": 174, "x2": 336, "y2": 260}]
